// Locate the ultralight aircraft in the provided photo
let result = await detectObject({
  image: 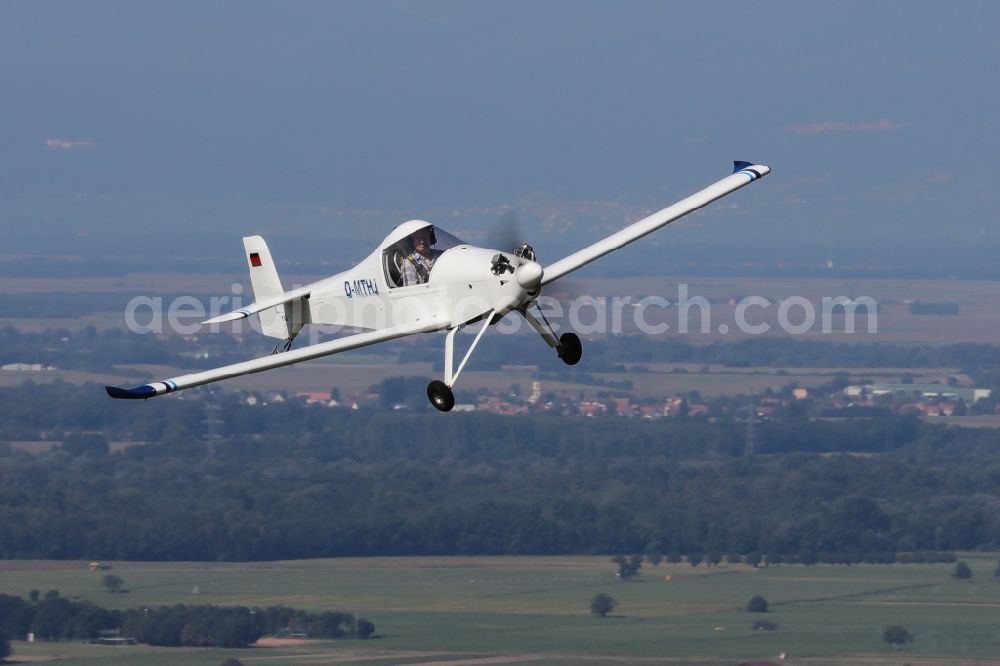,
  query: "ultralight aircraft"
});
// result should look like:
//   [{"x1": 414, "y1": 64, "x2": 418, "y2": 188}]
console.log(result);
[{"x1": 107, "y1": 162, "x2": 770, "y2": 411}]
